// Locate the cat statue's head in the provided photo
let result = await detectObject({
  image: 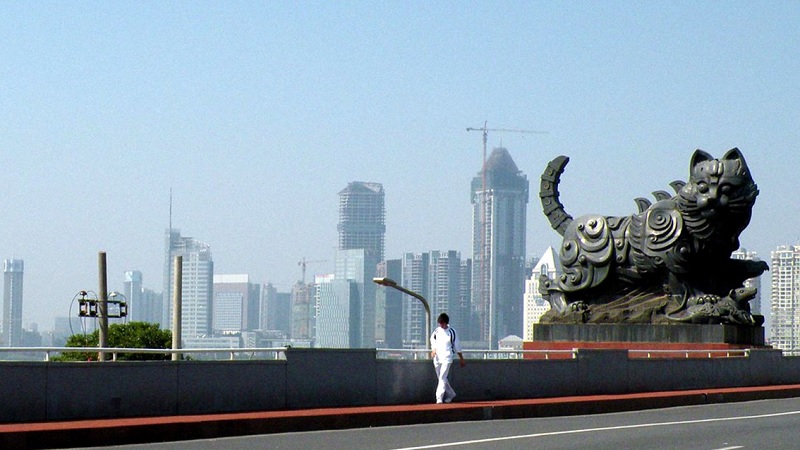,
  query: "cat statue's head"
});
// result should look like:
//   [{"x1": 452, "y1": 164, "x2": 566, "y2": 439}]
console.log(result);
[{"x1": 677, "y1": 148, "x2": 759, "y2": 244}]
